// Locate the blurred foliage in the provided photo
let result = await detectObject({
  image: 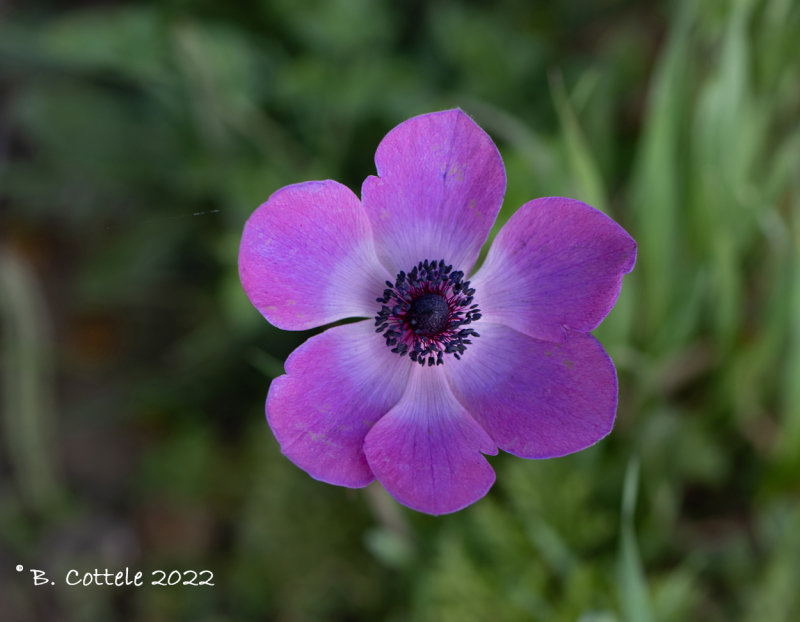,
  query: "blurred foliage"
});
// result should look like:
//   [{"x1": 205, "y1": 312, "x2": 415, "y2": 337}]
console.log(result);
[{"x1": 1, "y1": 0, "x2": 799, "y2": 620}]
